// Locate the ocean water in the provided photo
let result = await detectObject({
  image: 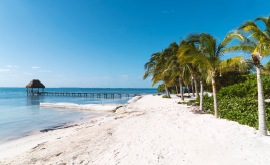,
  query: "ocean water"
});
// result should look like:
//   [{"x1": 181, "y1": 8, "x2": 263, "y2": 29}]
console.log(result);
[{"x1": 0, "y1": 88, "x2": 157, "y2": 143}]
